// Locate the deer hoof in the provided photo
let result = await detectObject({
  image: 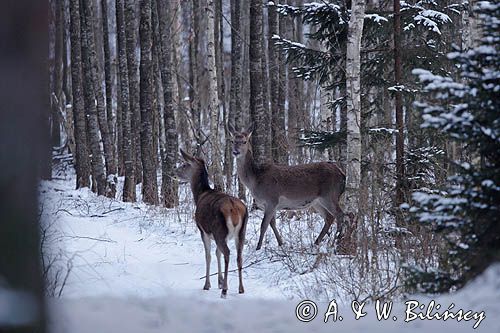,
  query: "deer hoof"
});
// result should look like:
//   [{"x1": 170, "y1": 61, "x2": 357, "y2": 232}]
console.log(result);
[
  {"x1": 239, "y1": 287, "x2": 245, "y2": 294},
  {"x1": 203, "y1": 282, "x2": 211, "y2": 290},
  {"x1": 221, "y1": 290, "x2": 227, "y2": 299}
]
